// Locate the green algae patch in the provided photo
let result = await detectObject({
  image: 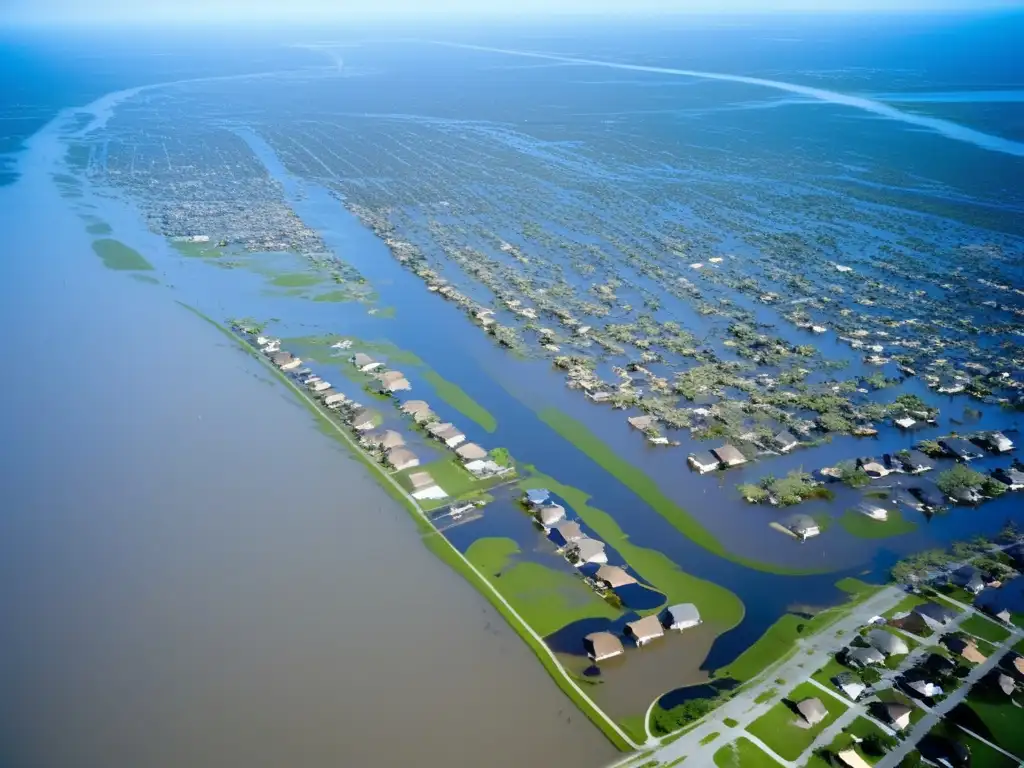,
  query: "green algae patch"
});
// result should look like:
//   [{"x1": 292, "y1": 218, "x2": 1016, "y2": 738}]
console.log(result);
[
  {"x1": 521, "y1": 470, "x2": 744, "y2": 630},
  {"x1": 92, "y1": 239, "x2": 154, "y2": 271},
  {"x1": 131, "y1": 274, "x2": 160, "y2": 285},
  {"x1": 538, "y1": 409, "x2": 832, "y2": 576},
  {"x1": 466, "y1": 537, "x2": 621, "y2": 637},
  {"x1": 171, "y1": 240, "x2": 224, "y2": 258},
  {"x1": 85, "y1": 221, "x2": 112, "y2": 235},
  {"x1": 424, "y1": 370, "x2": 497, "y2": 432},
  {"x1": 312, "y1": 289, "x2": 360, "y2": 302},
  {"x1": 839, "y1": 507, "x2": 918, "y2": 539},
  {"x1": 270, "y1": 272, "x2": 323, "y2": 287}
]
